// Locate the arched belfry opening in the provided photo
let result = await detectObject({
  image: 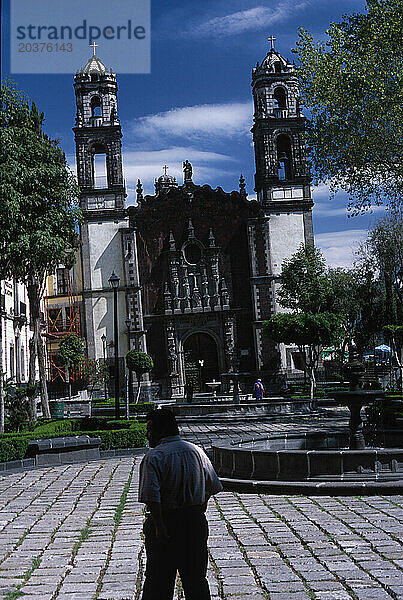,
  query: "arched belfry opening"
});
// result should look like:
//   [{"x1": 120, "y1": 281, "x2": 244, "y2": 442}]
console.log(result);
[
  {"x1": 91, "y1": 143, "x2": 108, "y2": 189},
  {"x1": 273, "y1": 87, "x2": 287, "y2": 118},
  {"x1": 91, "y1": 96, "x2": 102, "y2": 117},
  {"x1": 276, "y1": 134, "x2": 292, "y2": 180},
  {"x1": 183, "y1": 332, "x2": 219, "y2": 392}
]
